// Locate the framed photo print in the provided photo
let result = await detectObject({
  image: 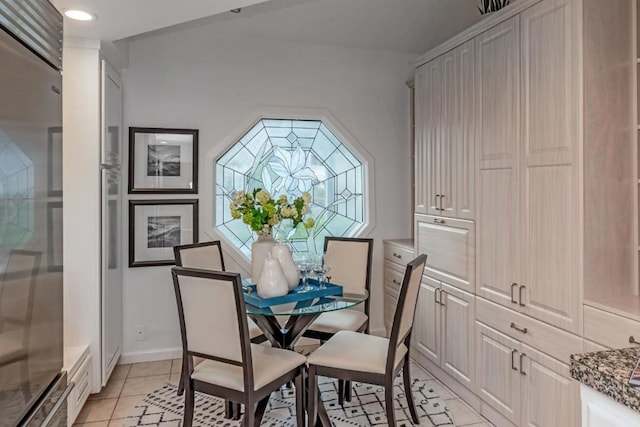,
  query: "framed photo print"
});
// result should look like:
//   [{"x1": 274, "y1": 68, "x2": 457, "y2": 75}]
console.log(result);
[
  {"x1": 129, "y1": 199, "x2": 199, "y2": 267},
  {"x1": 128, "y1": 127, "x2": 198, "y2": 194}
]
